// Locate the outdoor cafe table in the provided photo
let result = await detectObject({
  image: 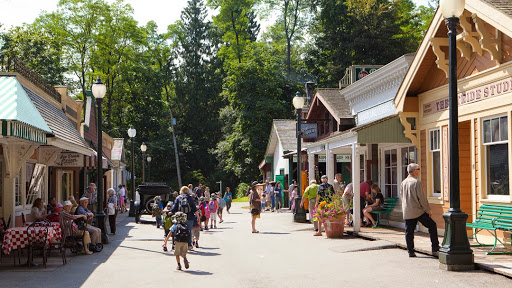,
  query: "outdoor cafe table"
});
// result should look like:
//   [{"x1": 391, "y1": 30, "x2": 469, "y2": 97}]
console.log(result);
[
  {"x1": 26, "y1": 222, "x2": 62, "y2": 242},
  {"x1": 2, "y1": 225, "x2": 59, "y2": 256}
]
